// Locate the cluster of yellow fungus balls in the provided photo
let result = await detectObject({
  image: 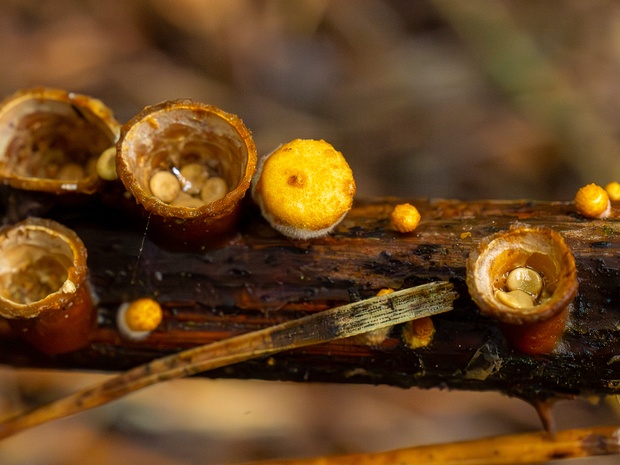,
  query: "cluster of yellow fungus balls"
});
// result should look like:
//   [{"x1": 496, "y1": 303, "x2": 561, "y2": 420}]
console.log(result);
[
  {"x1": 32, "y1": 150, "x2": 98, "y2": 181},
  {"x1": 574, "y1": 181, "x2": 620, "y2": 219},
  {"x1": 149, "y1": 162, "x2": 228, "y2": 208},
  {"x1": 97, "y1": 149, "x2": 229, "y2": 208}
]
